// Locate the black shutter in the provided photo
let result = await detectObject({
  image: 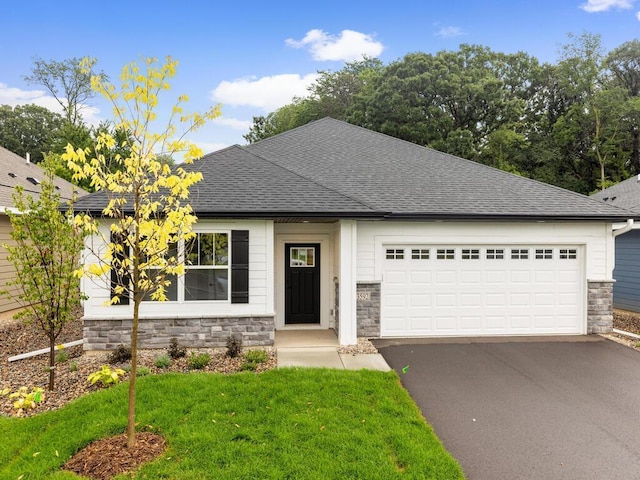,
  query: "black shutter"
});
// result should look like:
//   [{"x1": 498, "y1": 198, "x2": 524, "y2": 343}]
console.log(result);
[
  {"x1": 110, "y1": 232, "x2": 130, "y2": 305},
  {"x1": 231, "y1": 230, "x2": 249, "y2": 303}
]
